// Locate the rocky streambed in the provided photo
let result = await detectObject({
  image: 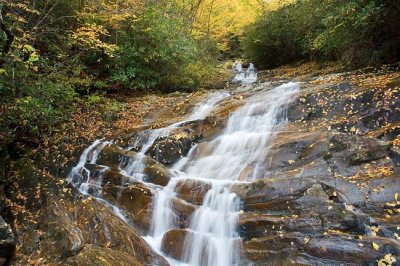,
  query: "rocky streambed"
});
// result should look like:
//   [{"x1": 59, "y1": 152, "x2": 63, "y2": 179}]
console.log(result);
[{"x1": 2, "y1": 67, "x2": 400, "y2": 265}]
